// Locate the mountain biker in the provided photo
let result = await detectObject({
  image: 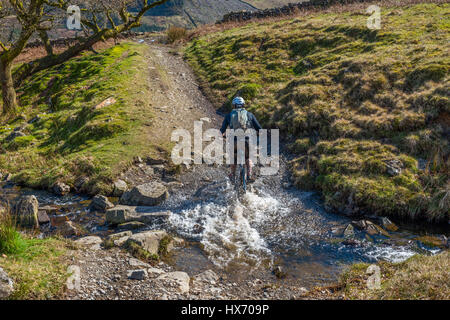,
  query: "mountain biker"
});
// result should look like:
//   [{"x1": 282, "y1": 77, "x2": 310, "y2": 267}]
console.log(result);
[{"x1": 220, "y1": 96, "x2": 262, "y2": 183}]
